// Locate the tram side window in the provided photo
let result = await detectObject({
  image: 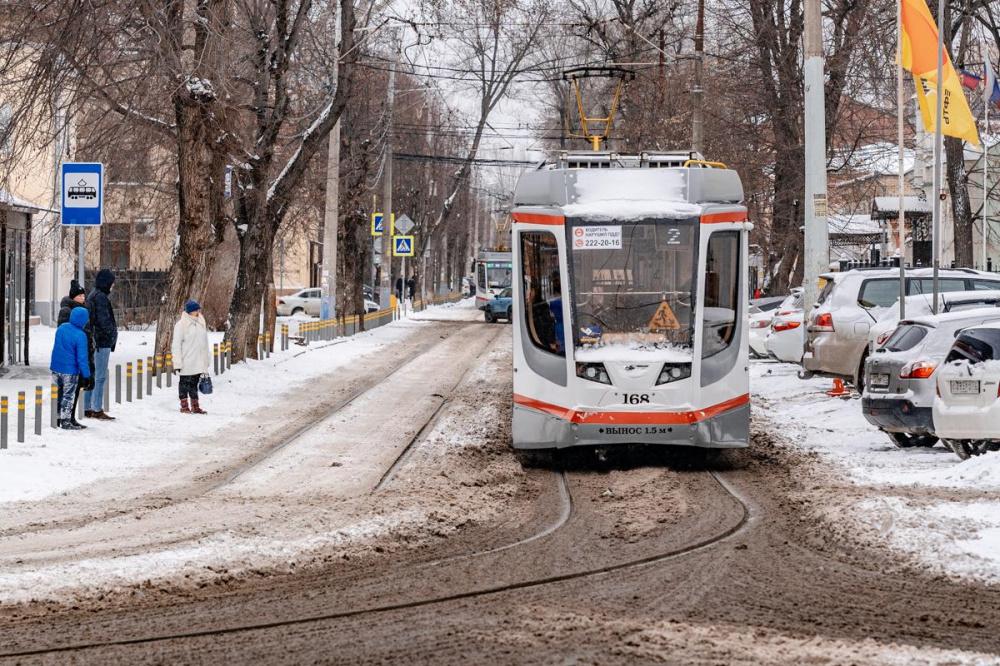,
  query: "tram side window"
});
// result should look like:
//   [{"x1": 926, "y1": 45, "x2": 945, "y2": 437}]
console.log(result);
[
  {"x1": 520, "y1": 232, "x2": 565, "y2": 357},
  {"x1": 703, "y1": 231, "x2": 740, "y2": 358}
]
